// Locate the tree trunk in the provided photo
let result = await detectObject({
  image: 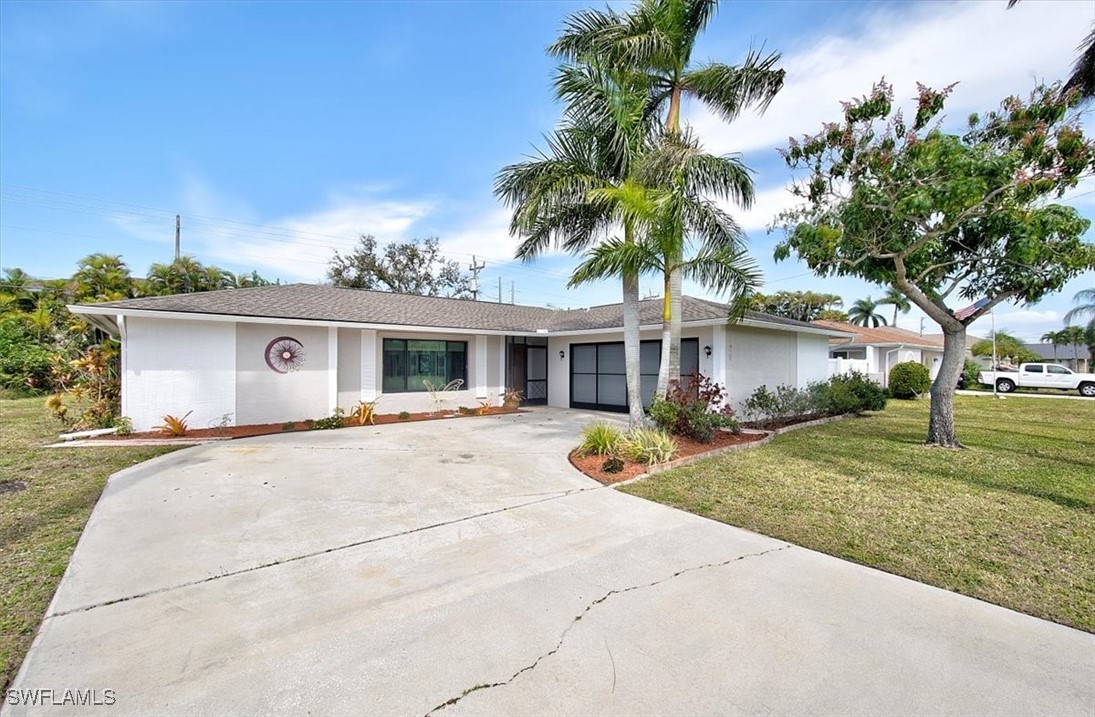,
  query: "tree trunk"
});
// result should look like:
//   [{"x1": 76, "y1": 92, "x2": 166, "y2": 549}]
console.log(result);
[
  {"x1": 655, "y1": 274, "x2": 672, "y2": 398},
  {"x1": 667, "y1": 265, "x2": 683, "y2": 389},
  {"x1": 622, "y1": 271, "x2": 645, "y2": 429},
  {"x1": 926, "y1": 327, "x2": 967, "y2": 448}
]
